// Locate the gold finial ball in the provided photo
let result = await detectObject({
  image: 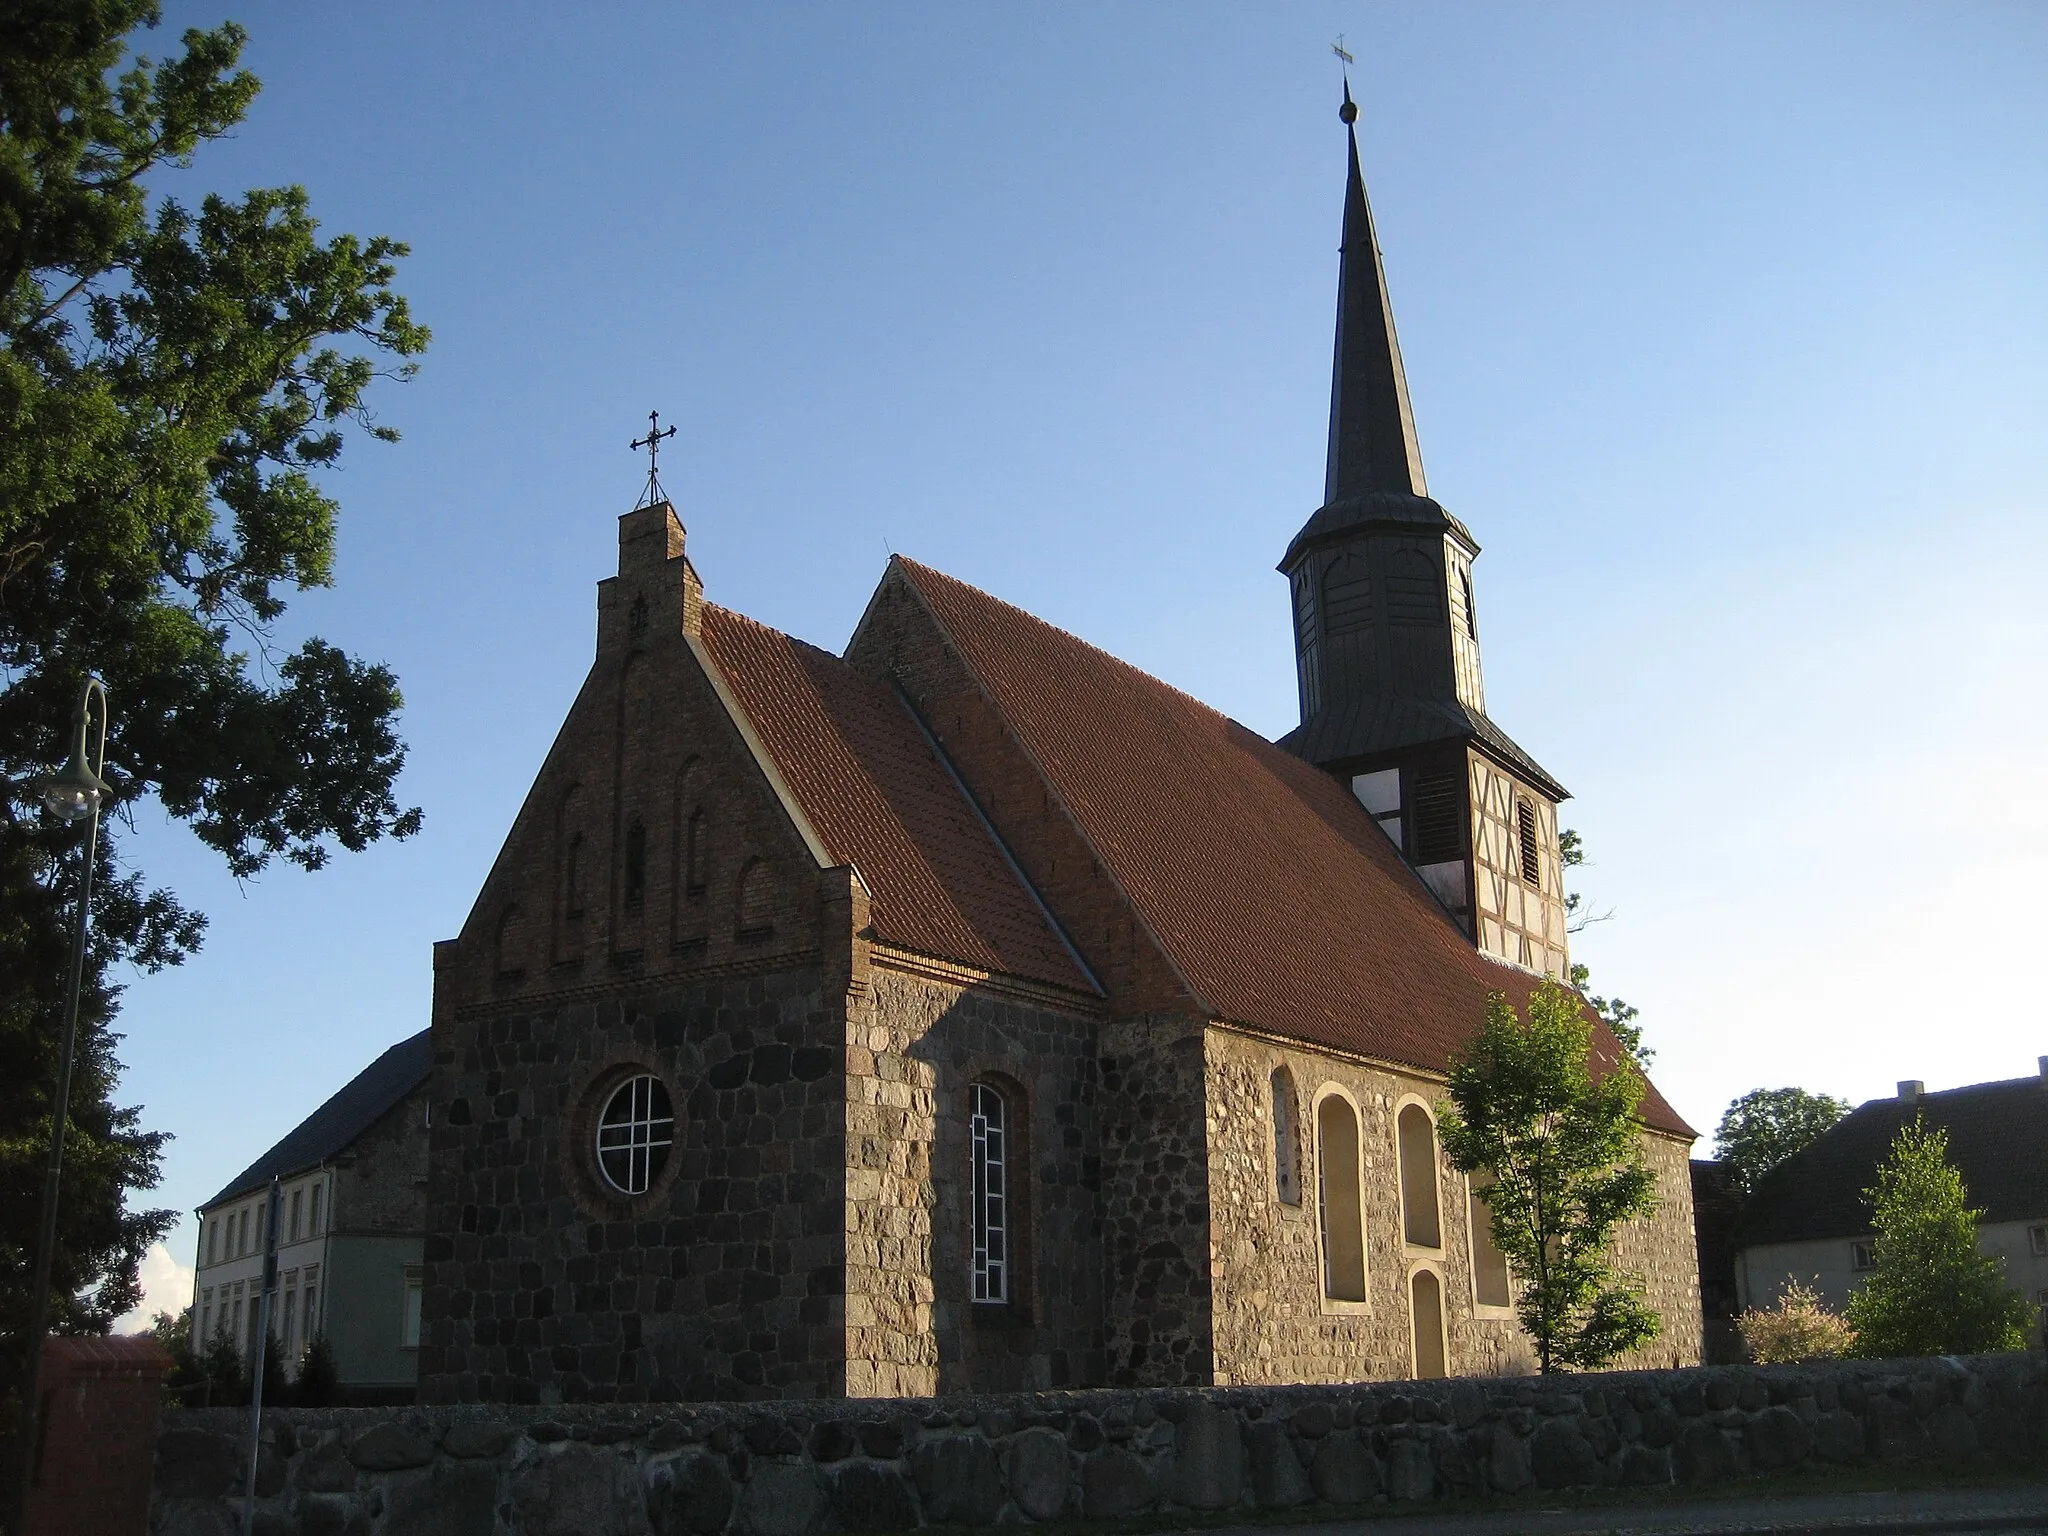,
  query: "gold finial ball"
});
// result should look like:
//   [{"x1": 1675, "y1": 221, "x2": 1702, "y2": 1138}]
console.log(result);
[{"x1": 1338, "y1": 98, "x2": 1358, "y2": 125}]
